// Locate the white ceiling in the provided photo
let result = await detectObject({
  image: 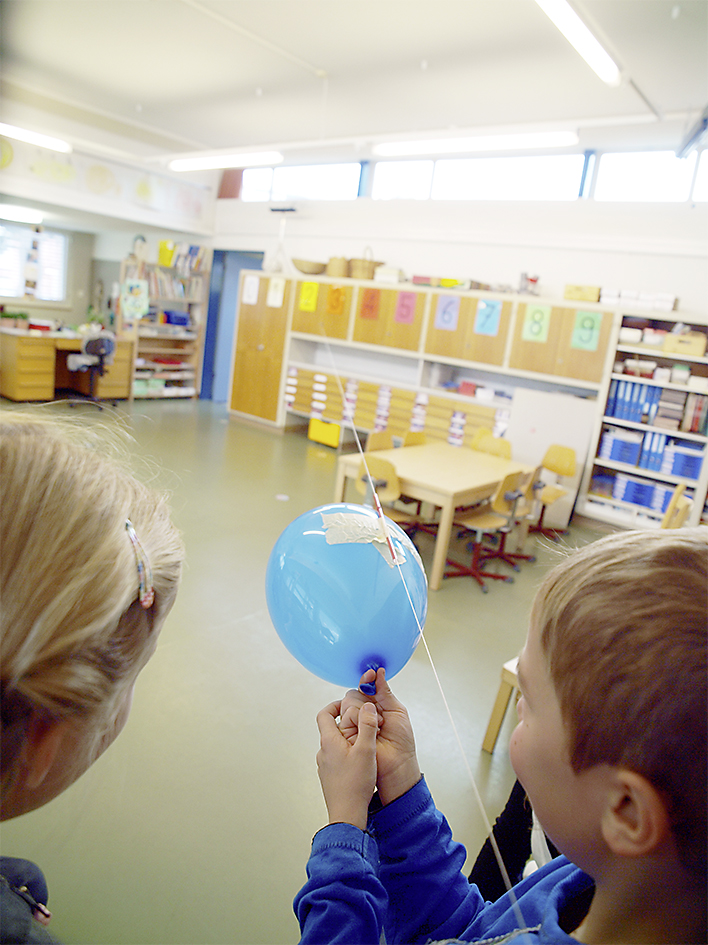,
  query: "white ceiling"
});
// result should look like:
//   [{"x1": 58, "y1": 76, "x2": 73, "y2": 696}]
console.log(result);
[{"x1": 1, "y1": 0, "x2": 707, "y2": 173}]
